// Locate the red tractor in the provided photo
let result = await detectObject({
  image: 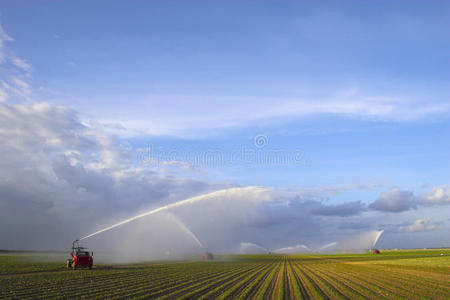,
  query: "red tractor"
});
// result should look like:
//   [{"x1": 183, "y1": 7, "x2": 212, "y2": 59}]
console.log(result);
[{"x1": 67, "y1": 240, "x2": 93, "y2": 270}]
